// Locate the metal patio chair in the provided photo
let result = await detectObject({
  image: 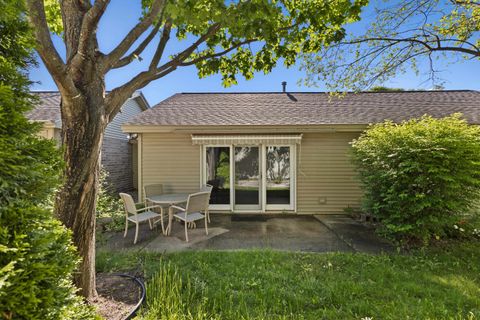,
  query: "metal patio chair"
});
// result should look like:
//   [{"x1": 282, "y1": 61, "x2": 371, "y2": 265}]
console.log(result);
[
  {"x1": 170, "y1": 191, "x2": 210, "y2": 242},
  {"x1": 120, "y1": 193, "x2": 162, "y2": 244},
  {"x1": 143, "y1": 183, "x2": 169, "y2": 234}
]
